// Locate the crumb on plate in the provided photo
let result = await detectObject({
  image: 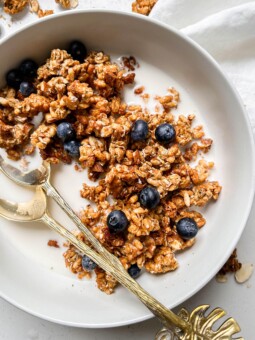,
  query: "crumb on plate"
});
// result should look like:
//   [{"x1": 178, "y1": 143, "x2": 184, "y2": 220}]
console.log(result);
[
  {"x1": 48, "y1": 240, "x2": 60, "y2": 248},
  {"x1": 132, "y1": 0, "x2": 158, "y2": 16},
  {"x1": 3, "y1": 0, "x2": 28, "y2": 15},
  {"x1": 218, "y1": 249, "x2": 242, "y2": 276},
  {"x1": 55, "y1": 0, "x2": 78, "y2": 9}
]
